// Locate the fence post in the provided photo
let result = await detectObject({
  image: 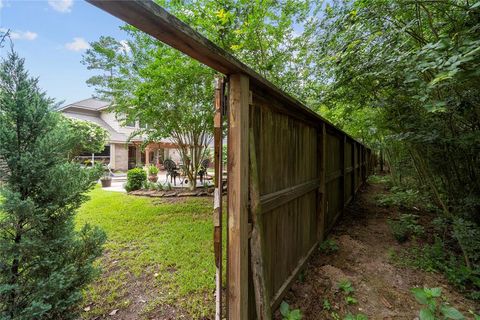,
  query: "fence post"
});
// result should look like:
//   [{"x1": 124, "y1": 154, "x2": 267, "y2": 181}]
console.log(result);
[
  {"x1": 213, "y1": 77, "x2": 224, "y2": 320},
  {"x1": 227, "y1": 73, "x2": 250, "y2": 320},
  {"x1": 317, "y1": 123, "x2": 327, "y2": 241}
]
